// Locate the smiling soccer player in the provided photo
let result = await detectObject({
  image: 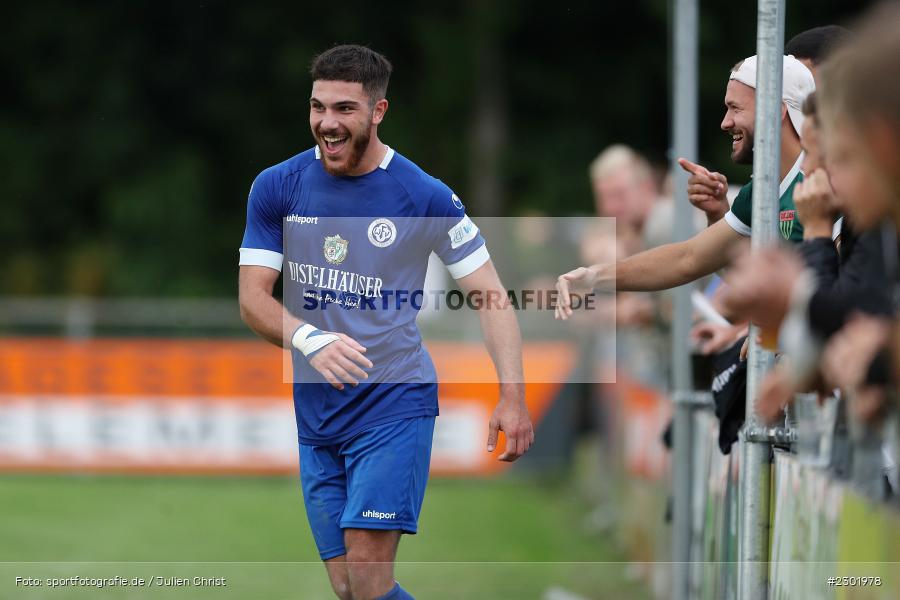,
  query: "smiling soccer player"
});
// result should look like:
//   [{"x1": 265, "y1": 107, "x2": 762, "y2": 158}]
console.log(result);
[{"x1": 237, "y1": 45, "x2": 534, "y2": 600}]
